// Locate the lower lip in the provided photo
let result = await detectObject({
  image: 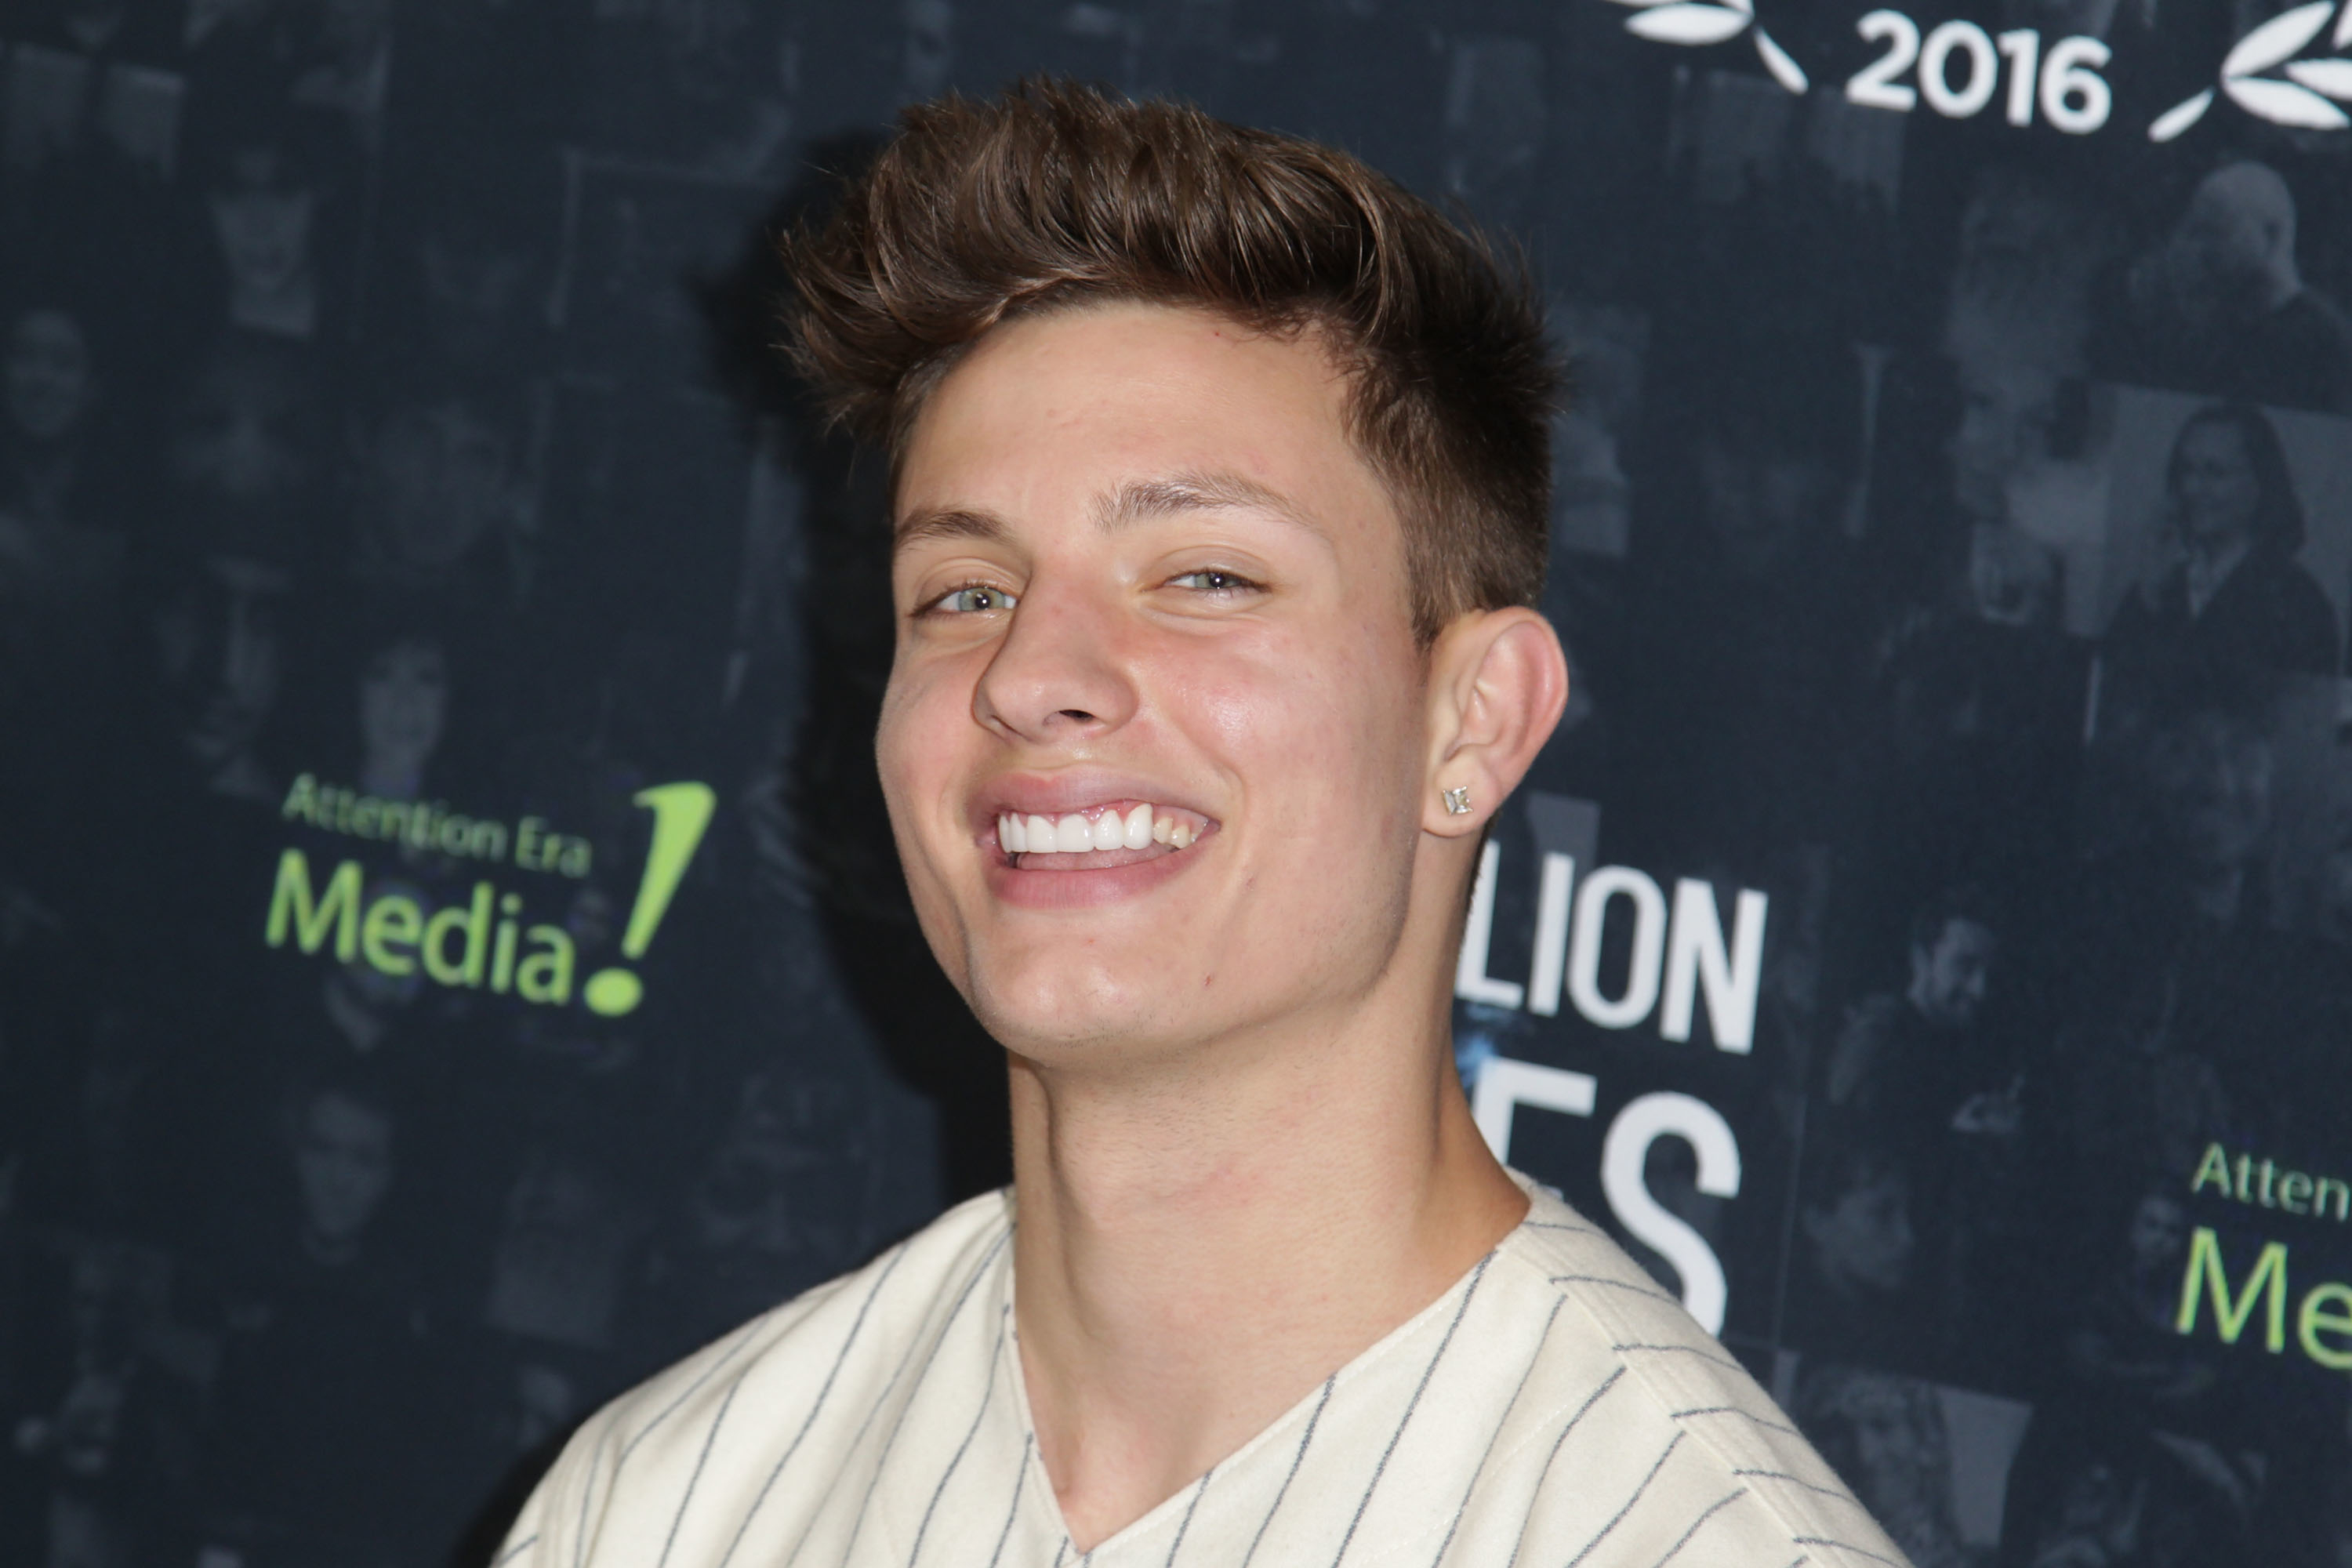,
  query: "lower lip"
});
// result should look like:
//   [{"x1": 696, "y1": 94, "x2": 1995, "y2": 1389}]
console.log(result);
[{"x1": 982, "y1": 839, "x2": 1207, "y2": 909}]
